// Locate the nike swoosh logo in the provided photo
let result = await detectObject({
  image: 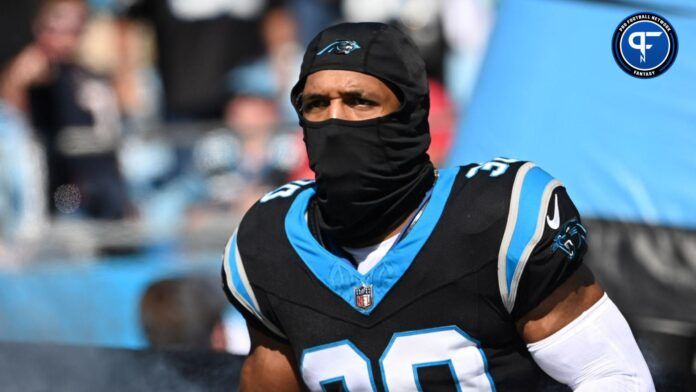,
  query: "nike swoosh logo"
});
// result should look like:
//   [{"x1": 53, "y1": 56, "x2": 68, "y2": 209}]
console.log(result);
[{"x1": 546, "y1": 194, "x2": 560, "y2": 229}]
